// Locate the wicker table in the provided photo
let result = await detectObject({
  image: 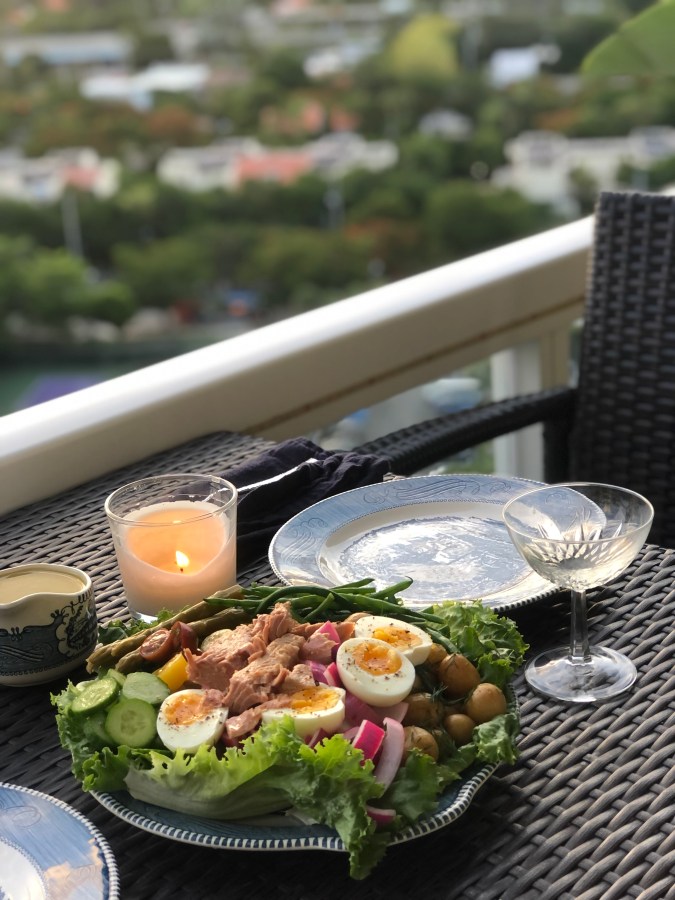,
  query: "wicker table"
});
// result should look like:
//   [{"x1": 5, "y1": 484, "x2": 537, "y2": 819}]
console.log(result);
[{"x1": 1, "y1": 431, "x2": 674, "y2": 900}]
